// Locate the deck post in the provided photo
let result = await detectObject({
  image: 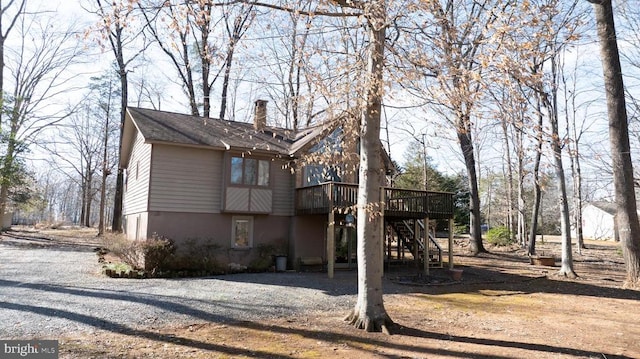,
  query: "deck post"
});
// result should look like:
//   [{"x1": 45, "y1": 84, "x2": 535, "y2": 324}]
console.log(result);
[
  {"x1": 424, "y1": 216, "x2": 430, "y2": 275},
  {"x1": 413, "y1": 219, "x2": 420, "y2": 269},
  {"x1": 448, "y1": 218, "x2": 454, "y2": 269},
  {"x1": 327, "y1": 210, "x2": 335, "y2": 279}
]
